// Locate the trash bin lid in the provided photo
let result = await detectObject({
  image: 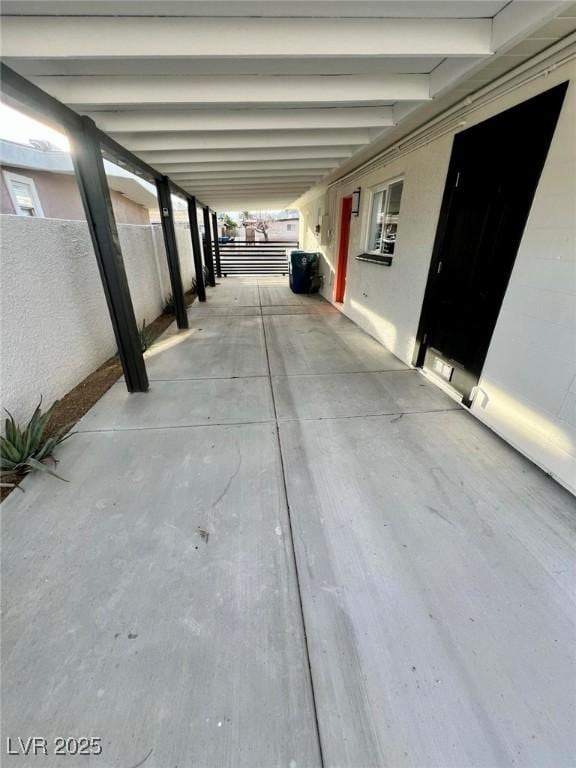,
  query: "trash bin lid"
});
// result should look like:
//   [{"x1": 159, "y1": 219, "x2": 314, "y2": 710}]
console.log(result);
[{"x1": 290, "y1": 250, "x2": 319, "y2": 267}]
